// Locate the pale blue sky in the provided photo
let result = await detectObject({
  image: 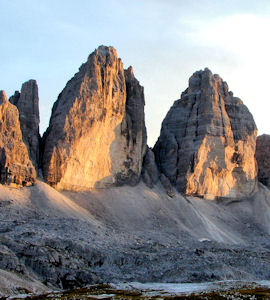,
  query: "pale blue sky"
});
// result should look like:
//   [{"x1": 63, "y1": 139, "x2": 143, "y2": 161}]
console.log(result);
[{"x1": 1, "y1": 0, "x2": 270, "y2": 146}]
